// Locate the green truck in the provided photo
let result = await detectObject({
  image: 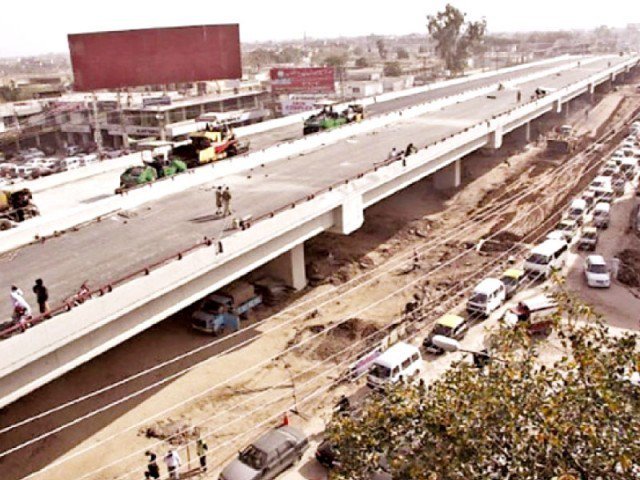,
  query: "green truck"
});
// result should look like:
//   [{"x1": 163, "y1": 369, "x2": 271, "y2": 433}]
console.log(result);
[
  {"x1": 116, "y1": 157, "x2": 188, "y2": 193},
  {"x1": 303, "y1": 102, "x2": 364, "y2": 135}
]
